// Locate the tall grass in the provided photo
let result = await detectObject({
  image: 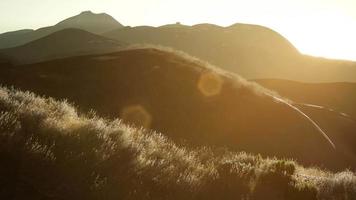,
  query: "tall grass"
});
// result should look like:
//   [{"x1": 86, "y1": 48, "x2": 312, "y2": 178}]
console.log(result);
[{"x1": 0, "y1": 86, "x2": 355, "y2": 200}]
